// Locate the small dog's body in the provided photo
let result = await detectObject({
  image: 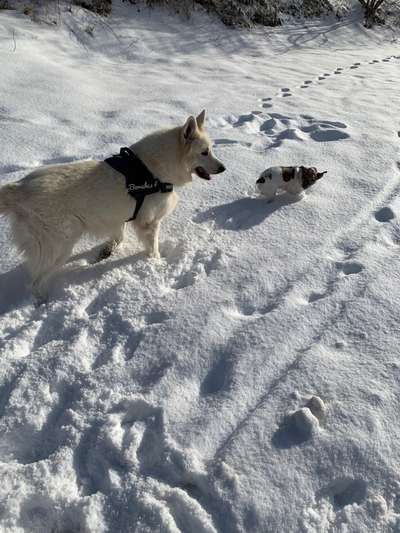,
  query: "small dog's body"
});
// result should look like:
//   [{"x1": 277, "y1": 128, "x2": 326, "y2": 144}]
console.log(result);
[
  {"x1": 256, "y1": 166, "x2": 327, "y2": 201},
  {"x1": 0, "y1": 111, "x2": 225, "y2": 299}
]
